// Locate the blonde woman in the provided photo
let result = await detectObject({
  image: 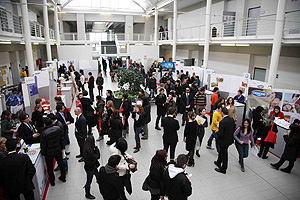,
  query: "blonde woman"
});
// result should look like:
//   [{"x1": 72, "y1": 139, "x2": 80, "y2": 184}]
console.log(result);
[
  {"x1": 0, "y1": 137, "x2": 8, "y2": 160},
  {"x1": 226, "y1": 97, "x2": 237, "y2": 121}
]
